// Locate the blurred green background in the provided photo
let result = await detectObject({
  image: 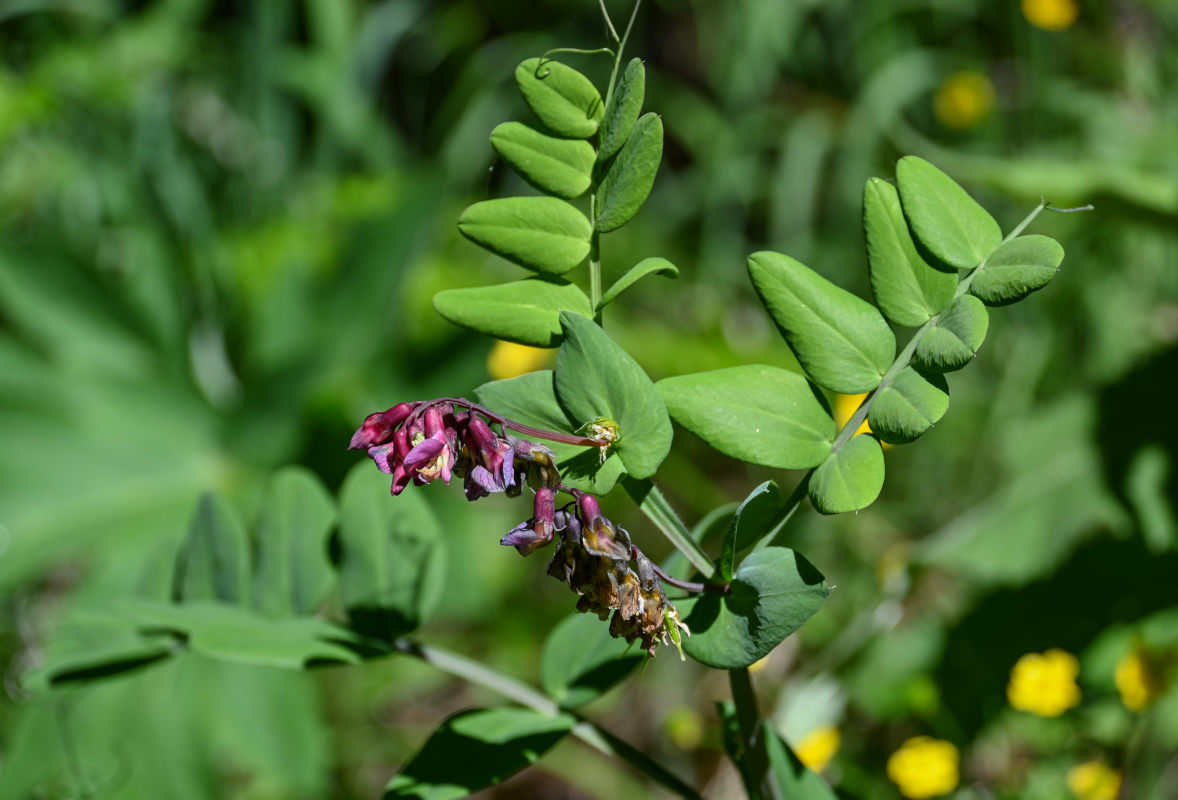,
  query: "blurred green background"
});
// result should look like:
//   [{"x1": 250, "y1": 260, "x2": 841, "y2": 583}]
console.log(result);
[{"x1": 1, "y1": 0, "x2": 1176, "y2": 798}]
